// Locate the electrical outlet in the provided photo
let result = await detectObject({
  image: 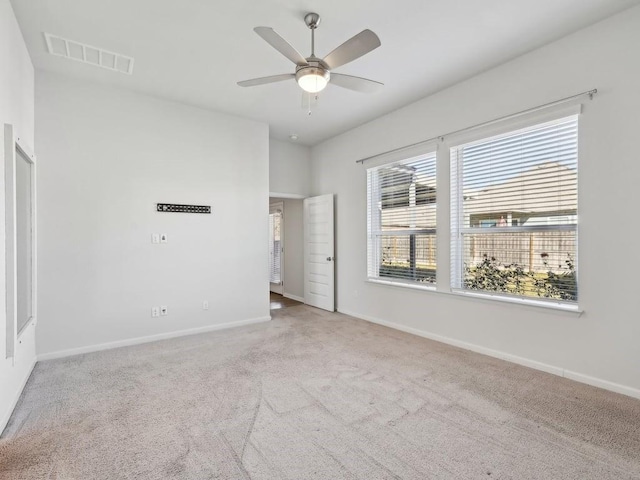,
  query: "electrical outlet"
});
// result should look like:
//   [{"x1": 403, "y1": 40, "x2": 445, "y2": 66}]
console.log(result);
[
  {"x1": 151, "y1": 306, "x2": 160, "y2": 317},
  {"x1": 160, "y1": 233, "x2": 168, "y2": 243},
  {"x1": 203, "y1": 301, "x2": 209, "y2": 310},
  {"x1": 160, "y1": 306, "x2": 168, "y2": 316},
  {"x1": 151, "y1": 233, "x2": 160, "y2": 244}
]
